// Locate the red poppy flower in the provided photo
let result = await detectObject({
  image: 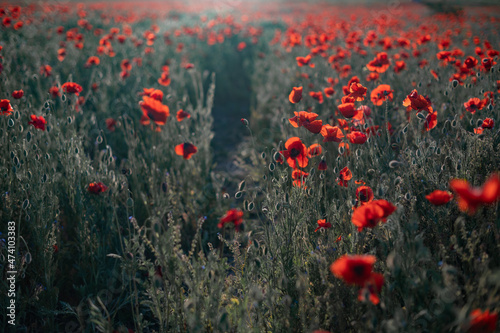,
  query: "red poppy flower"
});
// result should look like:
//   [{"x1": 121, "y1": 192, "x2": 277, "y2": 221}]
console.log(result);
[
  {"x1": 218, "y1": 208, "x2": 244, "y2": 231},
  {"x1": 449, "y1": 173, "x2": 500, "y2": 215},
  {"x1": 307, "y1": 144, "x2": 322, "y2": 157},
  {"x1": 105, "y1": 118, "x2": 117, "y2": 132},
  {"x1": 117, "y1": 35, "x2": 127, "y2": 44},
  {"x1": 2, "y1": 17, "x2": 11, "y2": 27},
  {"x1": 487, "y1": 49, "x2": 499, "y2": 57},
  {"x1": 85, "y1": 56, "x2": 100, "y2": 67},
  {"x1": 351, "y1": 199, "x2": 396, "y2": 231},
  {"x1": 347, "y1": 82, "x2": 367, "y2": 101},
  {"x1": 320, "y1": 125, "x2": 344, "y2": 143},
  {"x1": 289, "y1": 111, "x2": 323, "y2": 134},
  {"x1": 279, "y1": 137, "x2": 308, "y2": 169},
  {"x1": 366, "y1": 72, "x2": 379, "y2": 82},
  {"x1": 482, "y1": 58, "x2": 496, "y2": 72},
  {"x1": 57, "y1": 48, "x2": 66, "y2": 62},
  {"x1": 175, "y1": 142, "x2": 198, "y2": 160},
  {"x1": 449, "y1": 73, "x2": 465, "y2": 86},
  {"x1": 292, "y1": 169, "x2": 309, "y2": 187},
  {"x1": 475, "y1": 45, "x2": 485, "y2": 56},
  {"x1": 28, "y1": 115, "x2": 47, "y2": 131},
  {"x1": 158, "y1": 72, "x2": 171, "y2": 86},
  {"x1": 436, "y1": 51, "x2": 453, "y2": 62},
  {"x1": 366, "y1": 52, "x2": 390, "y2": 73},
  {"x1": 371, "y1": 84, "x2": 393, "y2": 106},
  {"x1": 337, "y1": 166, "x2": 352, "y2": 187},
  {"x1": 425, "y1": 190, "x2": 453, "y2": 205},
  {"x1": 120, "y1": 59, "x2": 132, "y2": 72},
  {"x1": 338, "y1": 103, "x2": 357, "y2": 118},
  {"x1": 289, "y1": 87, "x2": 303, "y2": 103},
  {"x1": 296, "y1": 54, "x2": 314, "y2": 67},
  {"x1": 176, "y1": 109, "x2": 191, "y2": 122},
  {"x1": 356, "y1": 186, "x2": 374, "y2": 204},
  {"x1": 325, "y1": 78, "x2": 336, "y2": 86},
  {"x1": 343, "y1": 76, "x2": 360, "y2": 95},
  {"x1": 474, "y1": 128, "x2": 484, "y2": 135},
  {"x1": 418, "y1": 34, "x2": 431, "y2": 44},
  {"x1": 464, "y1": 97, "x2": 486, "y2": 114},
  {"x1": 49, "y1": 86, "x2": 61, "y2": 98},
  {"x1": 424, "y1": 111, "x2": 438, "y2": 131},
  {"x1": 403, "y1": 89, "x2": 433, "y2": 113},
  {"x1": 120, "y1": 70, "x2": 130, "y2": 79},
  {"x1": 338, "y1": 64, "x2": 351, "y2": 78},
  {"x1": 347, "y1": 131, "x2": 367, "y2": 144},
  {"x1": 237, "y1": 42, "x2": 246, "y2": 51},
  {"x1": 39, "y1": 65, "x2": 52, "y2": 77},
  {"x1": 12, "y1": 90, "x2": 24, "y2": 99},
  {"x1": 364, "y1": 125, "x2": 380, "y2": 137},
  {"x1": 341, "y1": 95, "x2": 355, "y2": 104},
  {"x1": 139, "y1": 96, "x2": 170, "y2": 127},
  {"x1": 467, "y1": 309, "x2": 498, "y2": 333},
  {"x1": 358, "y1": 272, "x2": 384, "y2": 305},
  {"x1": 0, "y1": 99, "x2": 14, "y2": 115},
  {"x1": 61, "y1": 82, "x2": 83, "y2": 95},
  {"x1": 88, "y1": 182, "x2": 108, "y2": 194},
  {"x1": 481, "y1": 118, "x2": 494, "y2": 129},
  {"x1": 141, "y1": 88, "x2": 163, "y2": 102},
  {"x1": 337, "y1": 118, "x2": 349, "y2": 130},
  {"x1": 314, "y1": 219, "x2": 332, "y2": 232},
  {"x1": 394, "y1": 60, "x2": 406, "y2": 73},
  {"x1": 464, "y1": 56, "x2": 478, "y2": 69},
  {"x1": 324, "y1": 87, "x2": 335, "y2": 98},
  {"x1": 330, "y1": 254, "x2": 376, "y2": 286},
  {"x1": 483, "y1": 91, "x2": 494, "y2": 106},
  {"x1": 438, "y1": 39, "x2": 451, "y2": 50},
  {"x1": 309, "y1": 91, "x2": 324, "y2": 104}
]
